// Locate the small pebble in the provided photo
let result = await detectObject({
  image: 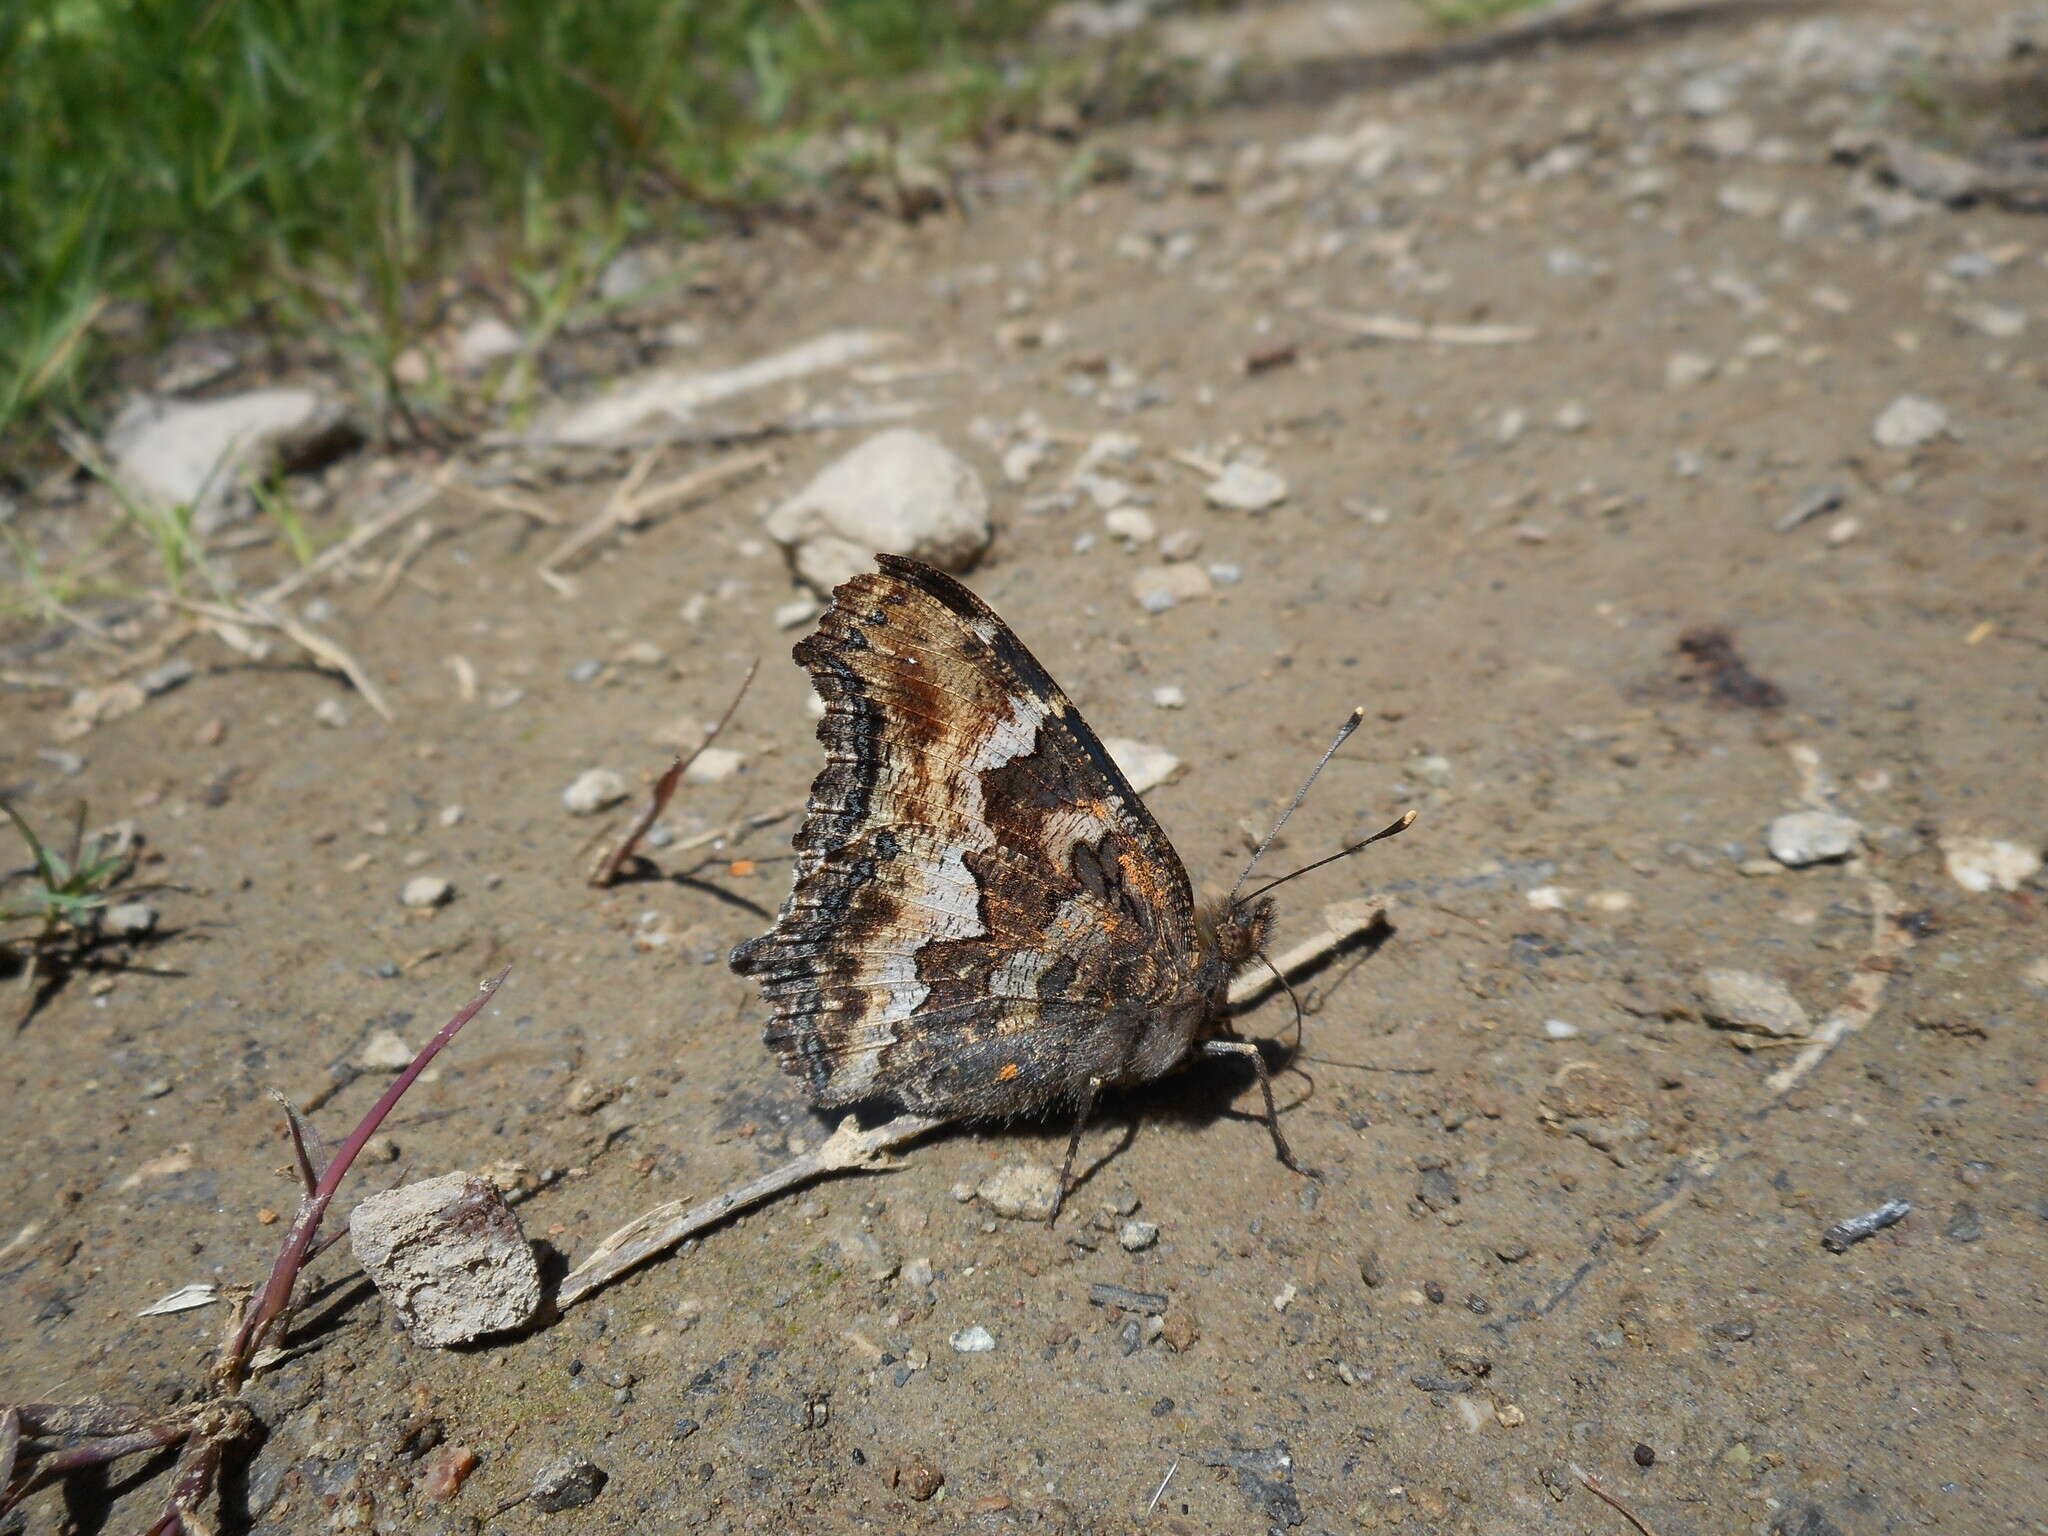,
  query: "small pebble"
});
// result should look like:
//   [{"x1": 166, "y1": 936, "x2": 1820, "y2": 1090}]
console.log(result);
[
  {"x1": 1105, "y1": 507, "x2": 1156, "y2": 543},
  {"x1": 530, "y1": 1457, "x2": 608, "y2": 1513},
  {"x1": 1634, "y1": 1443, "x2": 1656, "y2": 1468},
  {"x1": 775, "y1": 598, "x2": 821, "y2": 630},
  {"x1": 1102, "y1": 737, "x2": 1180, "y2": 794},
  {"x1": 140, "y1": 1077, "x2": 173, "y2": 1099},
  {"x1": 1131, "y1": 563, "x2": 1212, "y2": 612},
  {"x1": 1118, "y1": 1220, "x2": 1160, "y2": 1252},
  {"x1": 1939, "y1": 835, "x2": 2041, "y2": 894},
  {"x1": 104, "y1": 901, "x2": 159, "y2": 937},
  {"x1": 418, "y1": 1444, "x2": 479, "y2": 1501},
  {"x1": 1543, "y1": 1019, "x2": 1579, "y2": 1040},
  {"x1": 1665, "y1": 352, "x2": 1717, "y2": 388},
  {"x1": 1205, "y1": 461, "x2": 1288, "y2": 512},
  {"x1": 358, "y1": 1030, "x2": 415, "y2": 1070},
  {"x1": 567, "y1": 659, "x2": 603, "y2": 684},
  {"x1": 1206, "y1": 560, "x2": 1243, "y2": 586},
  {"x1": 892, "y1": 1458, "x2": 944, "y2": 1501},
  {"x1": 1872, "y1": 393, "x2": 1950, "y2": 448},
  {"x1": 400, "y1": 876, "x2": 453, "y2": 910},
  {"x1": 139, "y1": 659, "x2": 195, "y2": 696},
  {"x1": 1696, "y1": 967, "x2": 1810, "y2": 1040},
  {"x1": 1766, "y1": 810, "x2": 1861, "y2": 867},
  {"x1": 1157, "y1": 528, "x2": 1203, "y2": 562},
  {"x1": 353, "y1": 1172, "x2": 543, "y2": 1347},
  {"x1": 976, "y1": 1163, "x2": 1060, "y2": 1220},
  {"x1": 563, "y1": 768, "x2": 628, "y2": 815},
  {"x1": 683, "y1": 747, "x2": 745, "y2": 784},
  {"x1": 1553, "y1": 400, "x2": 1590, "y2": 433},
  {"x1": 1151, "y1": 685, "x2": 1186, "y2": 710},
  {"x1": 949, "y1": 1325, "x2": 996, "y2": 1353},
  {"x1": 313, "y1": 698, "x2": 350, "y2": 729}
]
